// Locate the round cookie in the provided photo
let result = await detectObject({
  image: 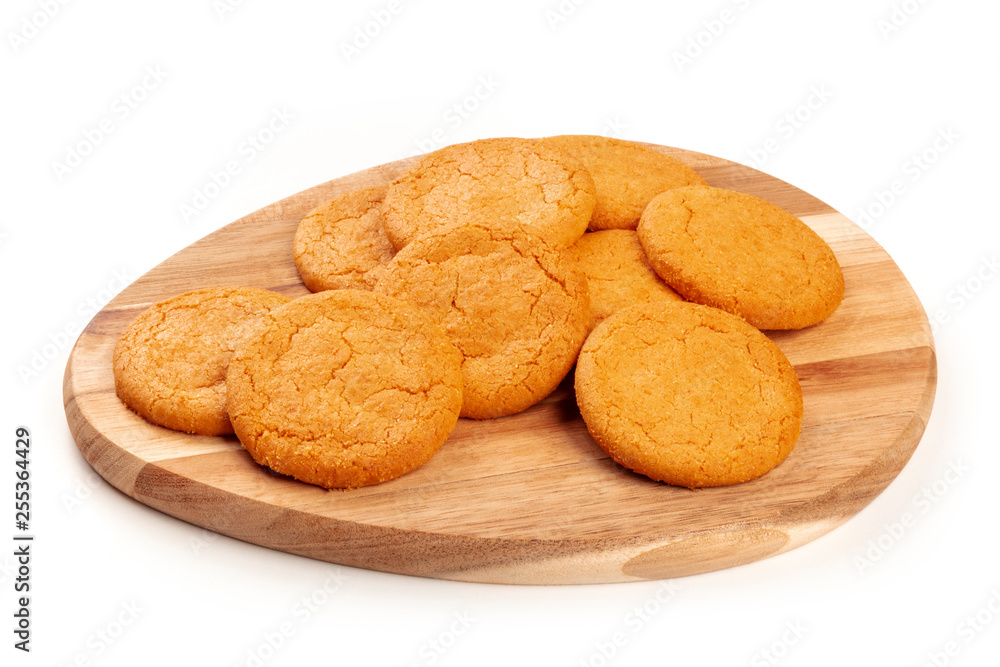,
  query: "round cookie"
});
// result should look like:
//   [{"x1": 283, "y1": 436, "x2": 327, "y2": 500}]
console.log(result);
[
  {"x1": 381, "y1": 137, "x2": 596, "y2": 249},
  {"x1": 637, "y1": 185, "x2": 845, "y2": 330},
  {"x1": 113, "y1": 286, "x2": 291, "y2": 435},
  {"x1": 374, "y1": 221, "x2": 590, "y2": 420},
  {"x1": 539, "y1": 135, "x2": 707, "y2": 231},
  {"x1": 293, "y1": 186, "x2": 396, "y2": 292},
  {"x1": 575, "y1": 300, "x2": 803, "y2": 488},
  {"x1": 226, "y1": 290, "x2": 463, "y2": 489},
  {"x1": 572, "y1": 229, "x2": 683, "y2": 332}
]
